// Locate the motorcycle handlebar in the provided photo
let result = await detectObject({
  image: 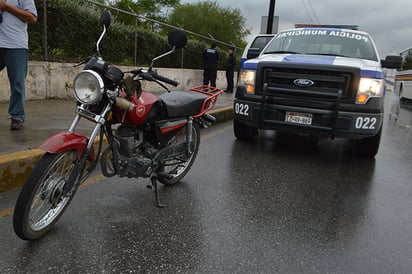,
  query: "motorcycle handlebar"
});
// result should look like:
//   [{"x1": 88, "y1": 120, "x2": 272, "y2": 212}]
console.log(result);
[
  {"x1": 132, "y1": 69, "x2": 178, "y2": 87},
  {"x1": 149, "y1": 71, "x2": 179, "y2": 87}
]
